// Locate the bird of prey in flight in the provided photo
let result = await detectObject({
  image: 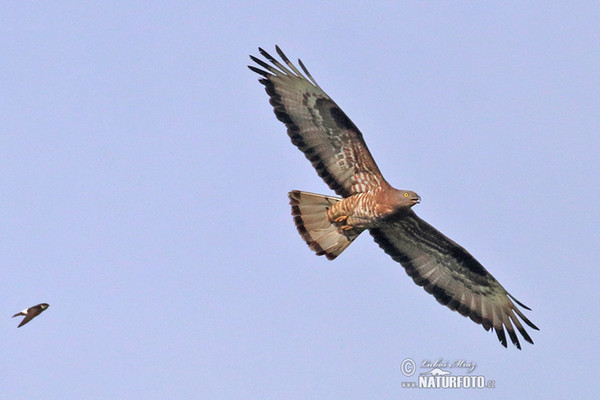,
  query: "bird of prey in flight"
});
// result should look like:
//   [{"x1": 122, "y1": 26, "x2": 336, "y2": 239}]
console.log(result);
[{"x1": 249, "y1": 46, "x2": 538, "y2": 349}]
